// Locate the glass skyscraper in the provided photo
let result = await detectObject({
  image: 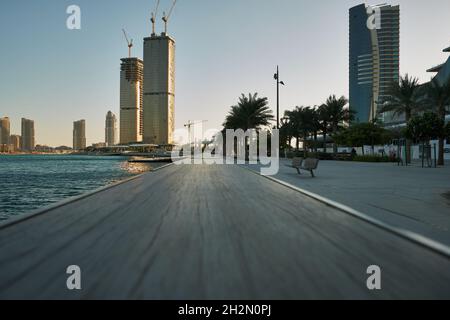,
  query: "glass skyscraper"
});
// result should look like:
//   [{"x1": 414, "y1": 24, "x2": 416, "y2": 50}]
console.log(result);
[{"x1": 349, "y1": 3, "x2": 400, "y2": 124}]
